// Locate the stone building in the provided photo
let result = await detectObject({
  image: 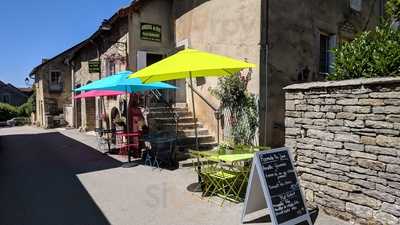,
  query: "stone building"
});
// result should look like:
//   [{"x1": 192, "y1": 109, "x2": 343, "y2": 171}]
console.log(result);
[
  {"x1": 71, "y1": 7, "x2": 130, "y2": 131},
  {"x1": 70, "y1": 0, "x2": 177, "y2": 132},
  {"x1": 30, "y1": 47, "x2": 78, "y2": 127},
  {"x1": 32, "y1": 0, "x2": 385, "y2": 146},
  {"x1": 0, "y1": 81, "x2": 29, "y2": 107},
  {"x1": 121, "y1": 0, "x2": 383, "y2": 147},
  {"x1": 169, "y1": 0, "x2": 384, "y2": 147}
]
